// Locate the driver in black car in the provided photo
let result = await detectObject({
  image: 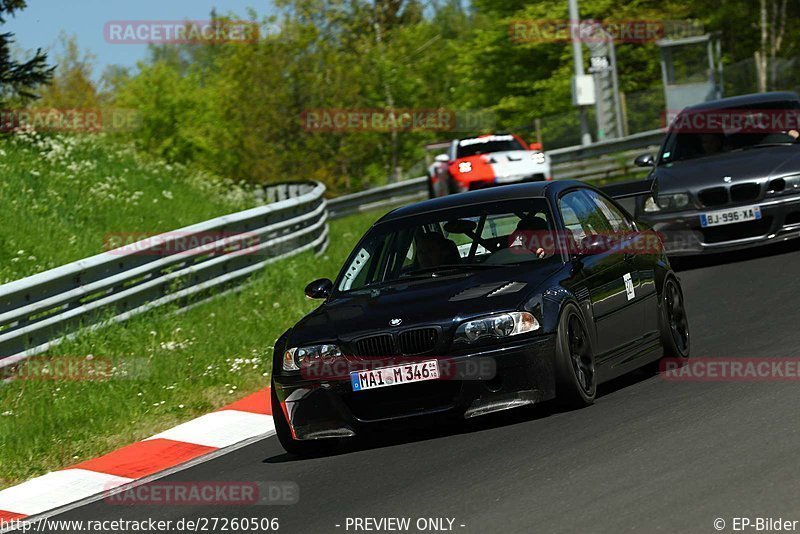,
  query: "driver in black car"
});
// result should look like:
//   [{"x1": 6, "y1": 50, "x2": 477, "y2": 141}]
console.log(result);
[
  {"x1": 487, "y1": 216, "x2": 550, "y2": 263},
  {"x1": 699, "y1": 132, "x2": 724, "y2": 155},
  {"x1": 509, "y1": 217, "x2": 550, "y2": 258}
]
